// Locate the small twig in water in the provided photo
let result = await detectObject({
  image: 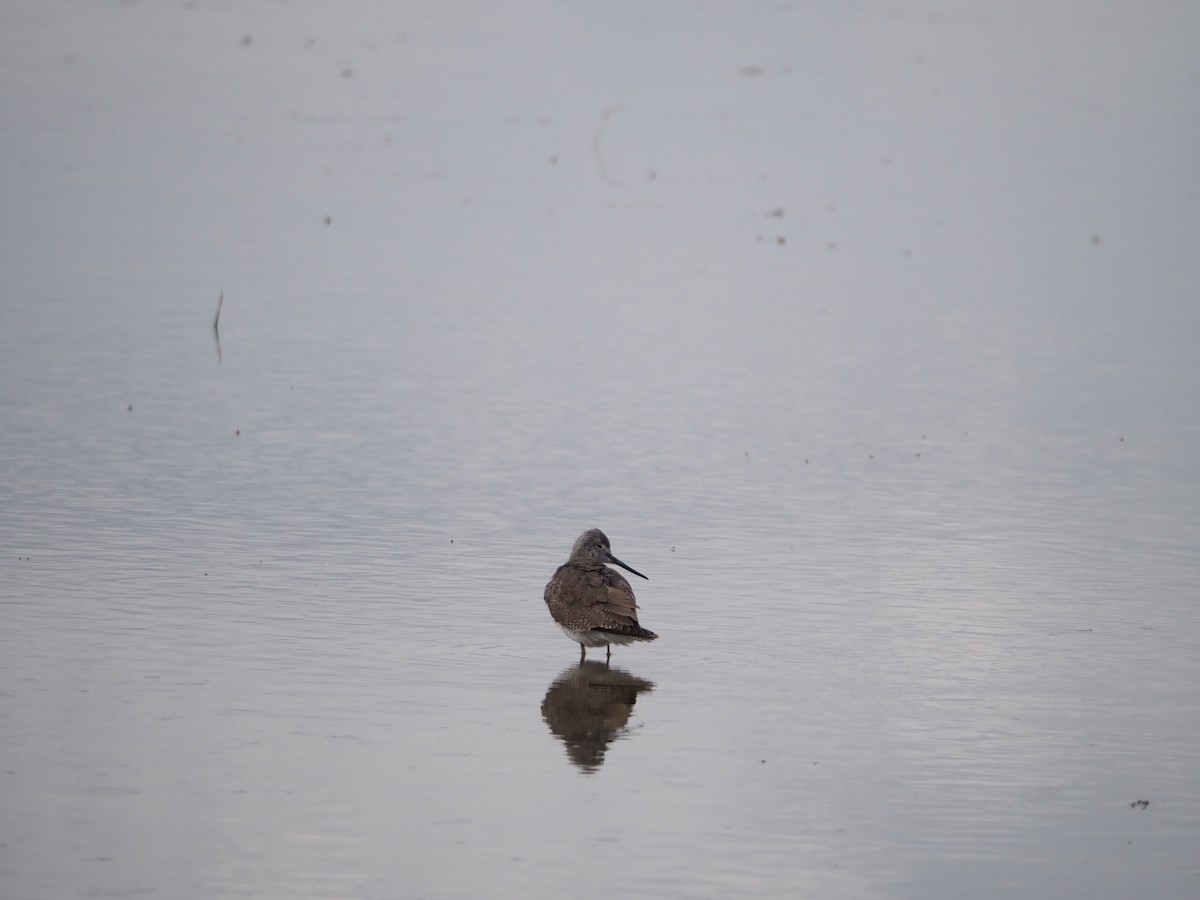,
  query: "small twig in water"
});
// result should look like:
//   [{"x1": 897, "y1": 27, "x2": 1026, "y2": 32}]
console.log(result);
[{"x1": 213, "y1": 290, "x2": 224, "y2": 364}]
